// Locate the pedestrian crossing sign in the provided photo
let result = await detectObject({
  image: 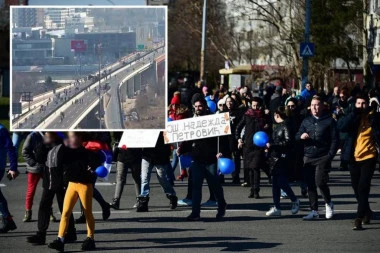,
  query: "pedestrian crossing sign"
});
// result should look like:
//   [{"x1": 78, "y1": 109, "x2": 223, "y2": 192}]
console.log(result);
[{"x1": 300, "y1": 42, "x2": 315, "y2": 57}]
